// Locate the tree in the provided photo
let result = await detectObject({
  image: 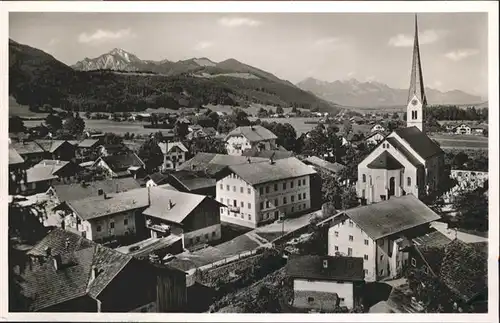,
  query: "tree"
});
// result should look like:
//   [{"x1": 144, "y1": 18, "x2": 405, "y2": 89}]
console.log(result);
[
  {"x1": 189, "y1": 137, "x2": 227, "y2": 155},
  {"x1": 174, "y1": 121, "x2": 189, "y2": 139},
  {"x1": 276, "y1": 106, "x2": 284, "y2": 115},
  {"x1": 257, "y1": 108, "x2": 269, "y2": 118},
  {"x1": 207, "y1": 111, "x2": 220, "y2": 128},
  {"x1": 260, "y1": 121, "x2": 297, "y2": 151},
  {"x1": 302, "y1": 124, "x2": 328, "y2": 157},
  {"x1": 231, "y1": 108, "x2": 250, "y2": 127},
  {"x1": 343, "y1": 120, "x2": 352, "y2": 134},
  {"x1": 138, "y1": 138, "x2": 164, "y2": 172},
  {"x1": 84, "y1": 111, "x2": 92, "y2": 119},
  {"x1": 340, "y1": 185, "x2": 360, "y2": 210},
  {"x1": 9, "y1": 116, "x2": 26, "y2": 133},
  {"x1": 392, "y1": 112, "x2": 400, "y2": 119},
  {"x1": 452, "y1": 186, "x2": 488, "y2": 231},
  {"x1": 45, "y1": 113, "x2": 63, "y2": 133},
  {"x1": 62, "y1": 113, "x2": 86, "y2": 138}
]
